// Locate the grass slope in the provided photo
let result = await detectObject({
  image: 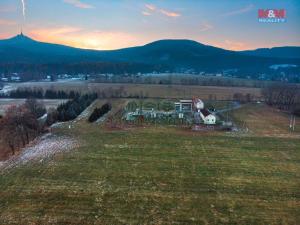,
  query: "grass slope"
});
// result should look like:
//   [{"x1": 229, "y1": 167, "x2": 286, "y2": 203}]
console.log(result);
[
  {"x1": 0, "y1": 121, "x2": 299, "y2": 224},
  {"x1": 229, "y1": 103, "x2": 300, "y2": 137}
]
